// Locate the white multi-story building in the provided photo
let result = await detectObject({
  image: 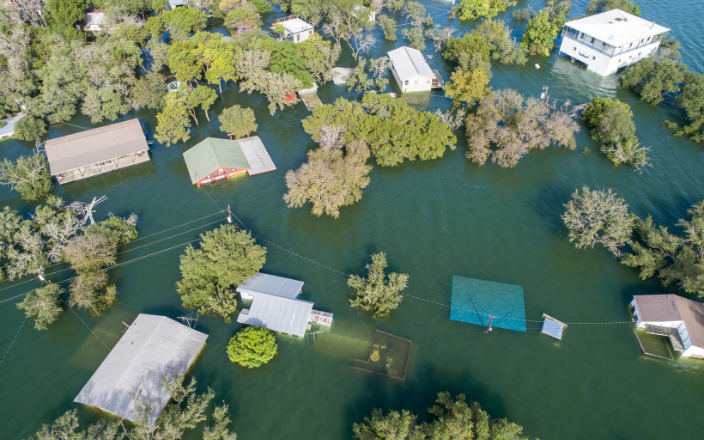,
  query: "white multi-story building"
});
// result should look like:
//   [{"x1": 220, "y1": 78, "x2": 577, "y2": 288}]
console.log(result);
[
  {"x1": 631, "y1": 294, "x2": 704, "y2": 359},
  {"x1": 558, "y1": 9, "x2": 669, "y2": 76}
]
